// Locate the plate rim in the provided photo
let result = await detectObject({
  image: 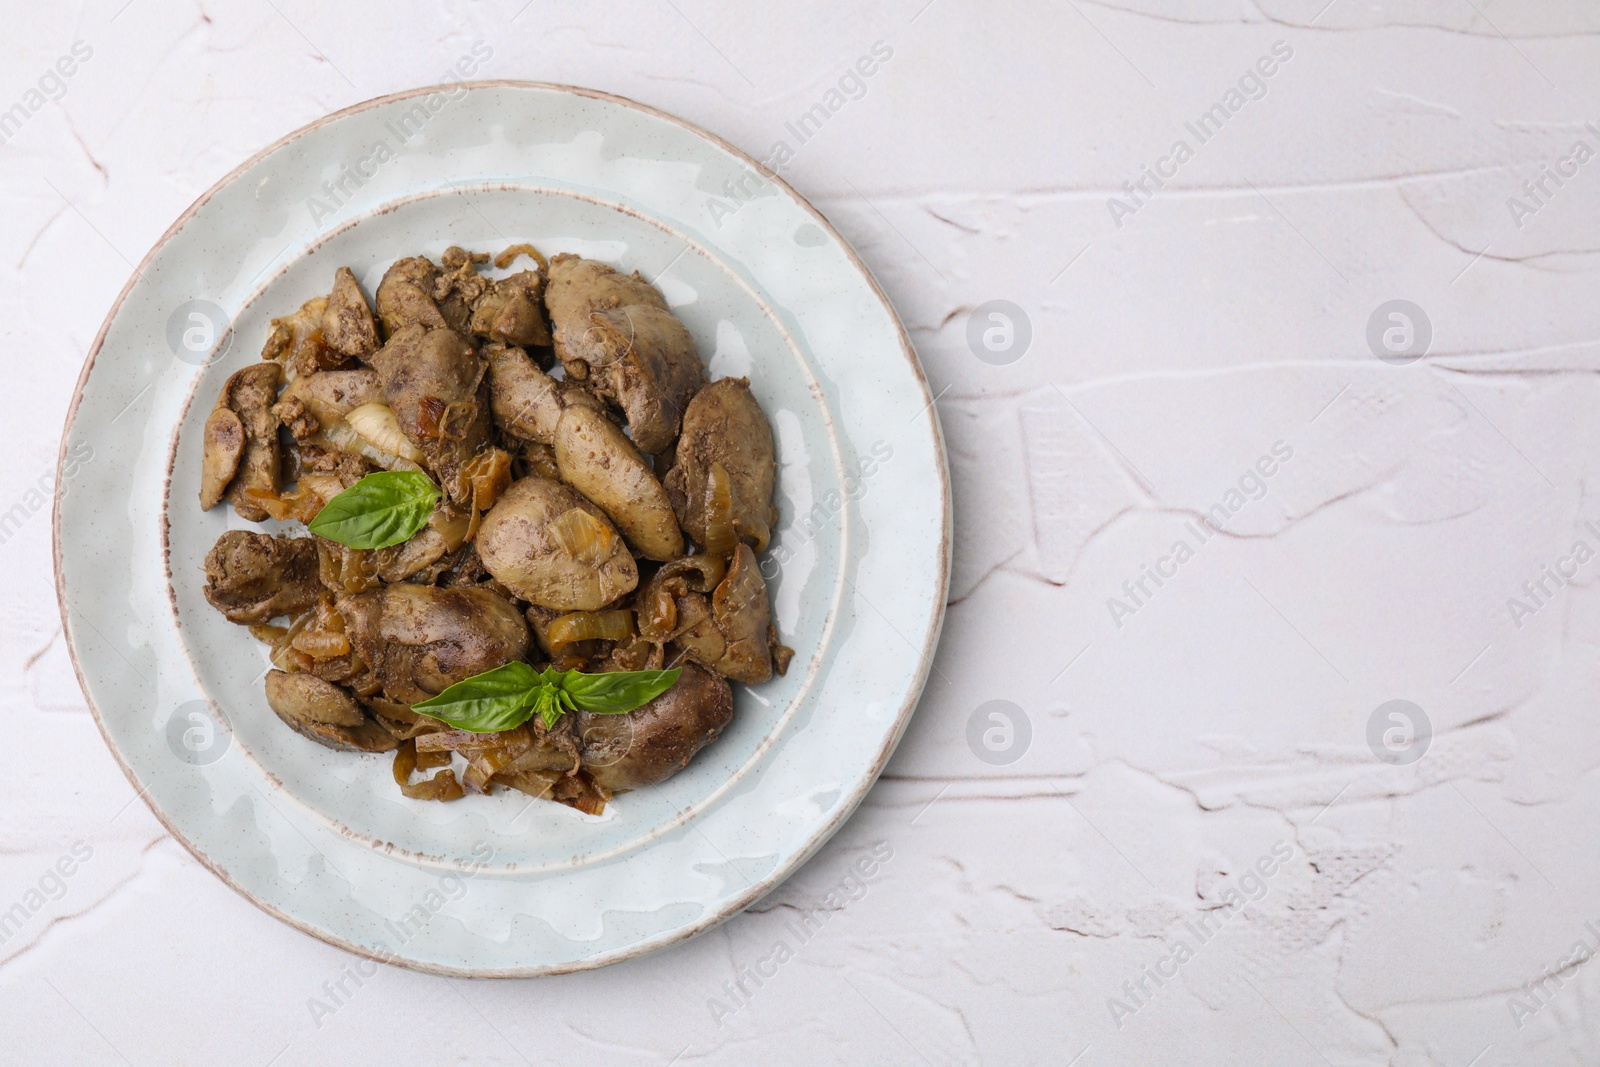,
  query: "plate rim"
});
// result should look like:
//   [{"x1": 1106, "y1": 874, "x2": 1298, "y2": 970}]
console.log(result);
[{"x1": 51, "y1": 79, "x2": 952, "y2": 977}]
